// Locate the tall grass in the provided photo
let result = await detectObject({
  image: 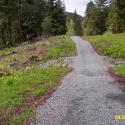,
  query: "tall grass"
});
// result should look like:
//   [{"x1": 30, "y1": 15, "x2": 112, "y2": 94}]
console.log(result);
[{"x1": 87, "y1": 33, "x2": 125, "y2": 59}]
